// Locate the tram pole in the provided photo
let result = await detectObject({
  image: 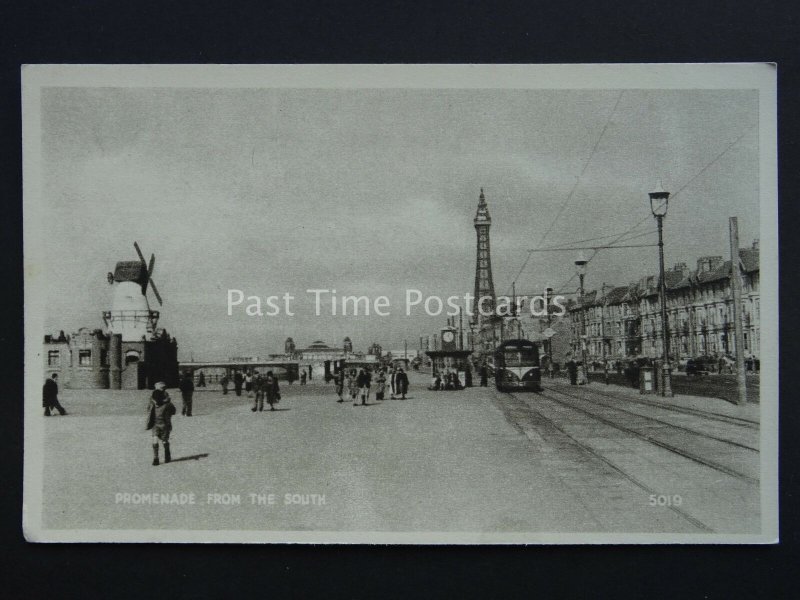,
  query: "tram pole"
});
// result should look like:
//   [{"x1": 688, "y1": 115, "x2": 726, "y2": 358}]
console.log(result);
[
  {"x1": 601, "y1": 282, "x2": 609, "y2": 384},
  {"x1": 729, "y1": 217, "x2": 748, "y2": 405},
  {"x1": 575, "y1": 253, "x2": 589, "y2": 385}
]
